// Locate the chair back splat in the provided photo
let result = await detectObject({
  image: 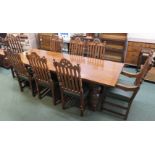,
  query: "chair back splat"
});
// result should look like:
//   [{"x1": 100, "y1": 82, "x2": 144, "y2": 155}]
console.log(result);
[
  {"x1": 53, "y1": 58, "x2": 83, "y2": 95},
  {"x1": 26, "y1": 52, "x2": 51, "y2": 83},
  {"x1": 135, "y1": 51, "x2": 154, "y2": 86},
  {"x1": 69, "y1": 37, "x2": 85, "y2": 56},
  {"x1": 6, "y1": 34, "x2": 24, "y2": 53},
  {"x1": 4, "y1": 50, "x2": 28, "y2": 77},
  {"x1": 87, "y1": 41, "x2": 106, "y2": 59},
  {"x1": 50, "y1": 36, "x2": 63, "y2": 52}
]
